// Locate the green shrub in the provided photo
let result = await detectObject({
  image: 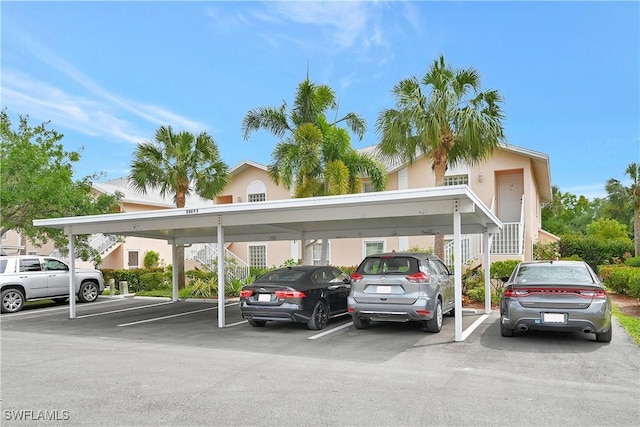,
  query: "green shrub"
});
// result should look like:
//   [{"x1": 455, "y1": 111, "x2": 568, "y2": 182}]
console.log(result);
[
  {"x1": 559, "y1": 234, "x2": 634, "y2": 272},
  {"x1": 143, "y1": 250, "x2": 161, "y2": 269},
  {"x1": 533, "y1": 241, "x2": 560, "y2": 260},
  {"x1": 600, "y1": 265, "x2": 640, "y2": 299},
  {"x1": 140, "y1": 271, "x2": 170, "y2": 291},
  {"x1": 466, "y1": 286, "x2": 500, "y2": 305},
  {"x1": 626, "y1": 256, "x2": 640, "y2": 267}
]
